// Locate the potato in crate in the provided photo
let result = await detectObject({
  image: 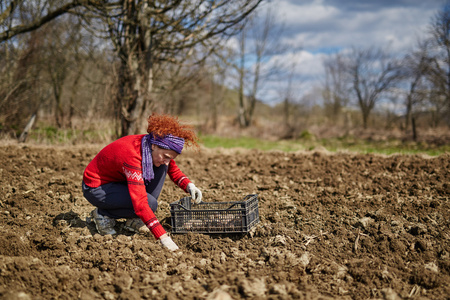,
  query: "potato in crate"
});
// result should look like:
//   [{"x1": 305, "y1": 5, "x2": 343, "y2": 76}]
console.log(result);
[{"x1": 170, "y1": 194, "x2": 259, "y2": 234}]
